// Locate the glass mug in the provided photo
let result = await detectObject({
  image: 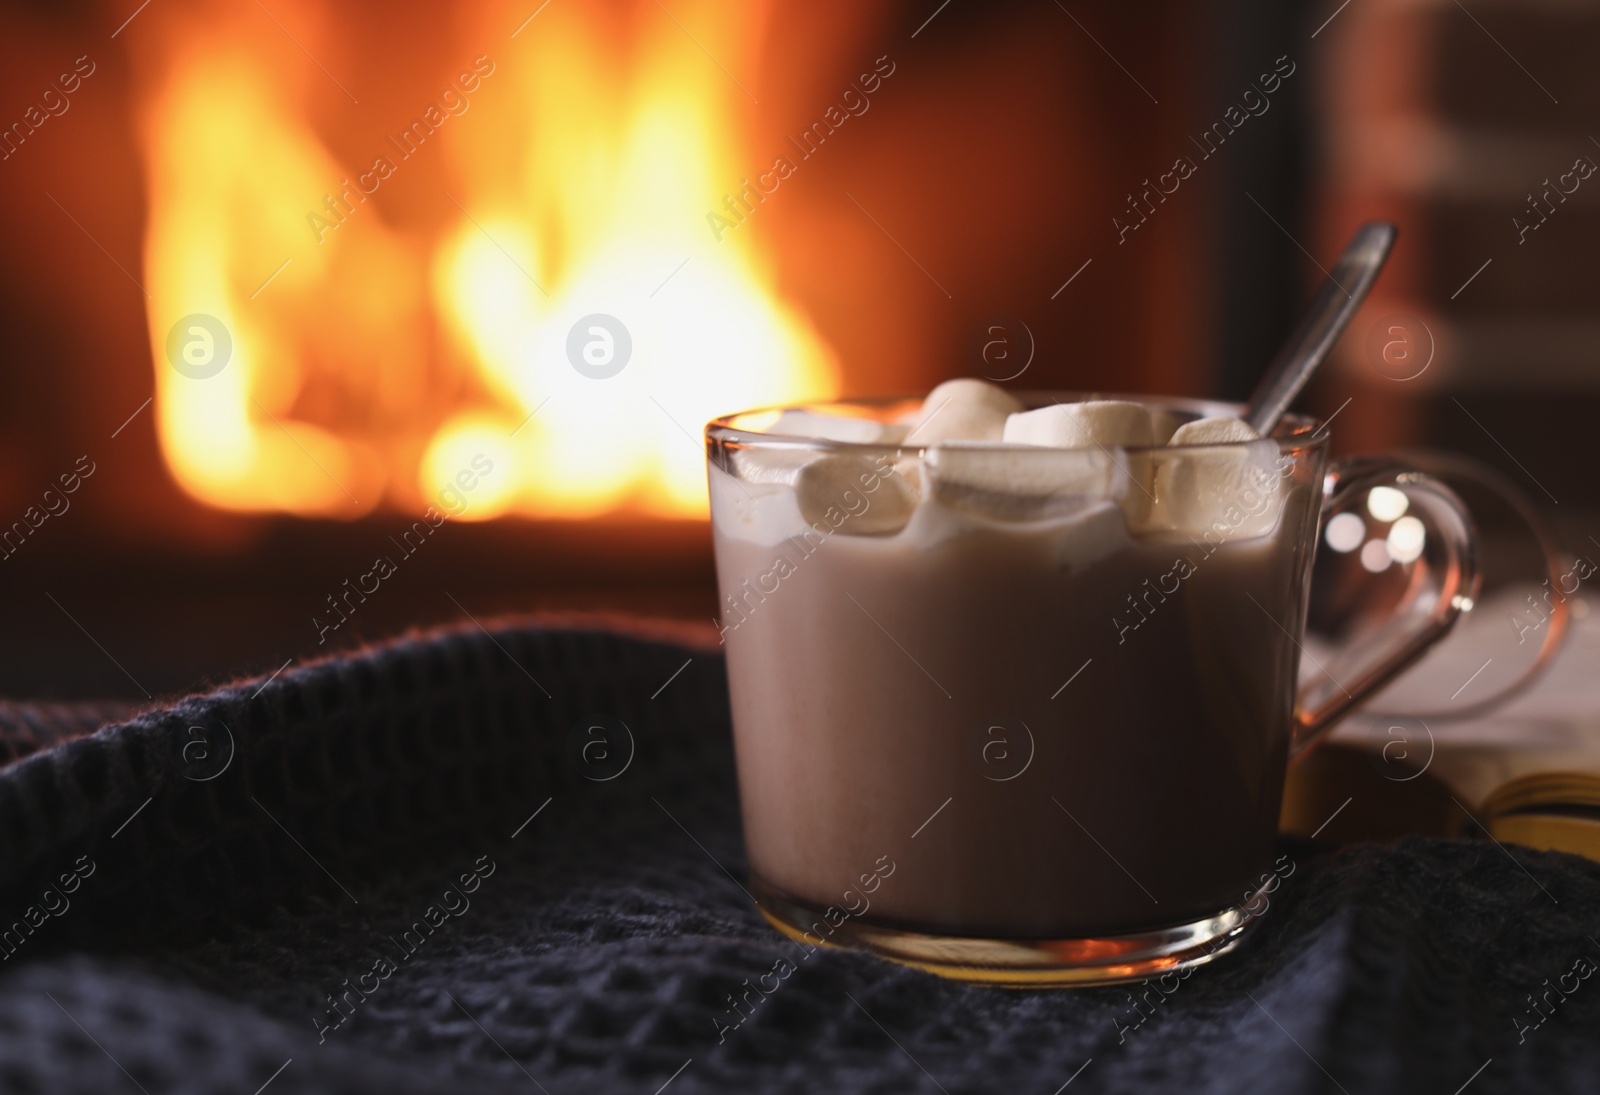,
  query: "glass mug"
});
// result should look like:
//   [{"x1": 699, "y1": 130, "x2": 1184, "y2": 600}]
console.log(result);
[{"x1": 705, "y1": 394, "x2": 1477, "y2": 986}]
